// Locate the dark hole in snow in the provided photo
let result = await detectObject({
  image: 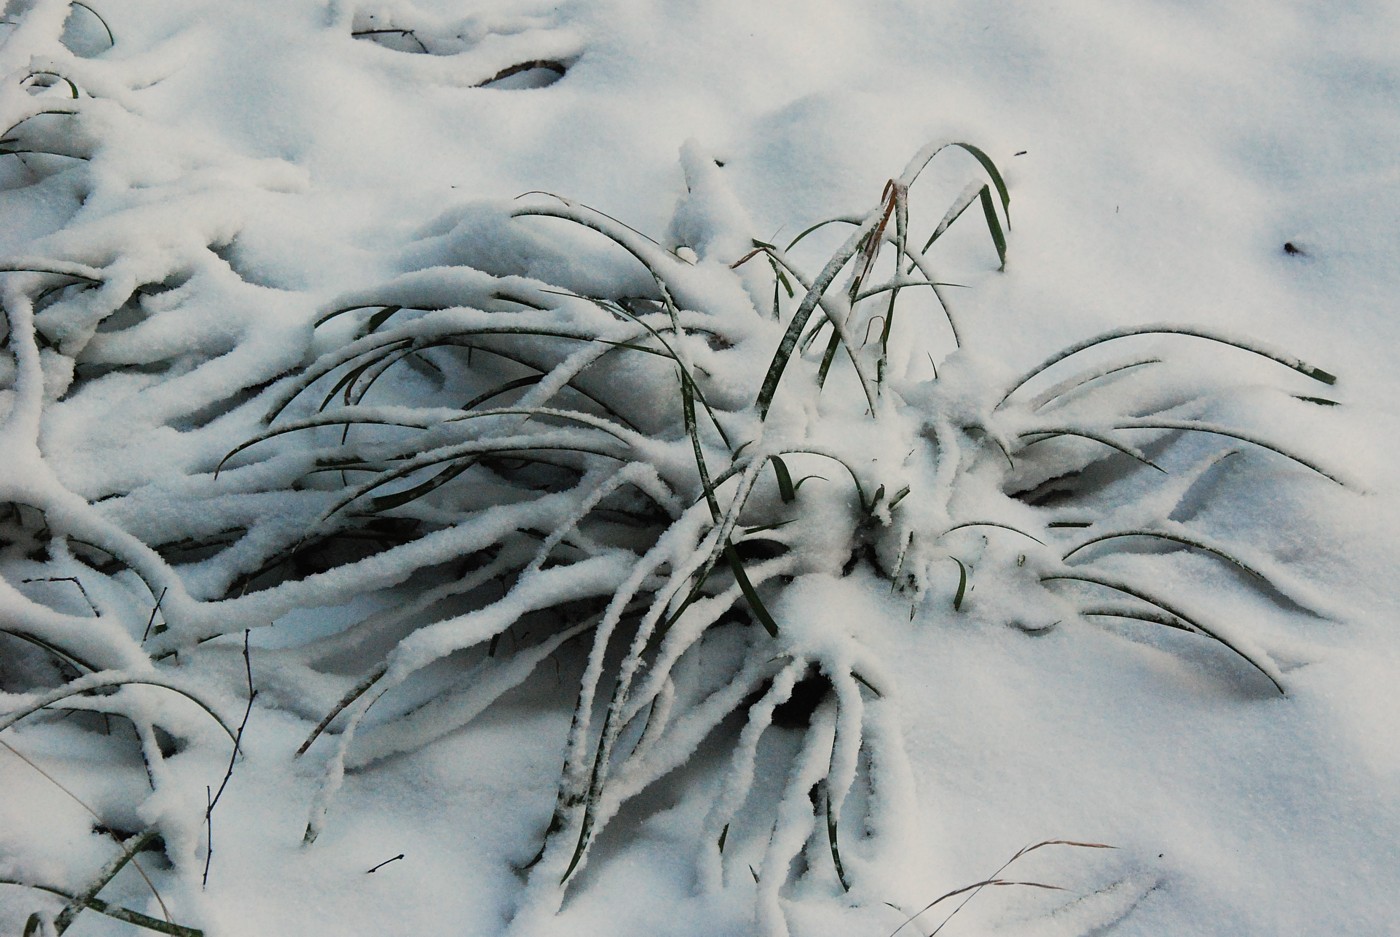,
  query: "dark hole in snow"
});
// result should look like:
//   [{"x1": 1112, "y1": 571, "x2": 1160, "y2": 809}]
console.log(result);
[
  {"x1": 730, "y1": 537, "x2": 787, "y2": 563},
  {"x1": 154, "y1": 726, "x2": 182, "y2": 757},
  {"x1": 771, "y1": 669, "x2": 831, "y2": 729},
  {"x1": 475, "y1": 60, "x2": 569, "y2": 90},
  {"x1": 97, "y1": 828, "x2": 171, "y2": 866}
]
